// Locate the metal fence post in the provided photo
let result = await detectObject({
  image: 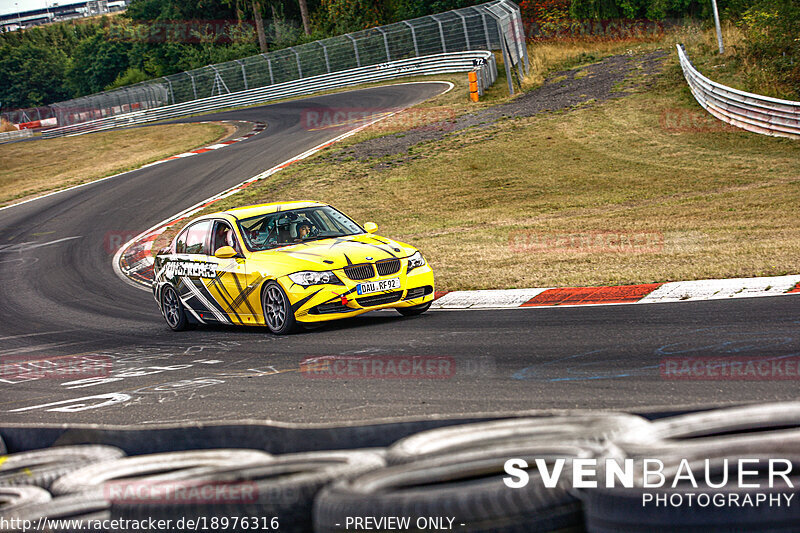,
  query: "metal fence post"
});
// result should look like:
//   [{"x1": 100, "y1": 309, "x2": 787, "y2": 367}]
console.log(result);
[
  {"x1": 320, "y1": 42, "x2": 331, "y2": 72},
  {"x1": 376, "y1": 27, "x2": 391, "y2": 61},
  {"x1": 164, "y1": 77, "x2": 176, "y2": 105},
  {"x1": 454, "y1": 11, "x2": 471, "y2": 50},
  {"x1": 500, "y1": 0, "x2": 529, "y2": 75},
  {"x1": 236, "y1": 59, "x2": 248, "y2": 90},
  {"x1": 346, "y1": 34, "x2": 361, "y2": 66},
  {"x1": 431, "y1": 15, "x2": 447, "y2": 53},
  {"x1": 188, "y1": 72, "x2": 198, "y2": 100},
  {"x1": 290, "y1": 47, "x2": 303, "y2": 78},
  {"x1": 262, "y1": 54, "x2": 274, "y2": 85},
  {"x1": 475, "y1": 8, "x2": 492, "y2": 49},
  {"x1": 402, "y1": 21, "x2": 420, "y2": 57}
]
